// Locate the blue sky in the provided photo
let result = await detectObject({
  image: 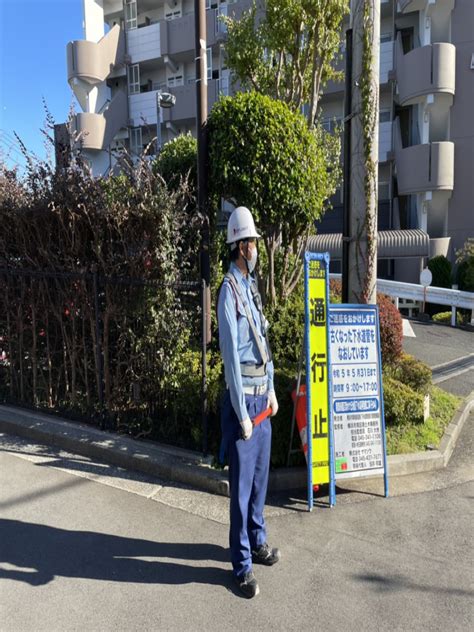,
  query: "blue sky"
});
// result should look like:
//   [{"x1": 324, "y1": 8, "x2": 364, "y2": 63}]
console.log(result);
[{"x1": 0, "y1": 0, "x2": 83, "y2": 171}]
